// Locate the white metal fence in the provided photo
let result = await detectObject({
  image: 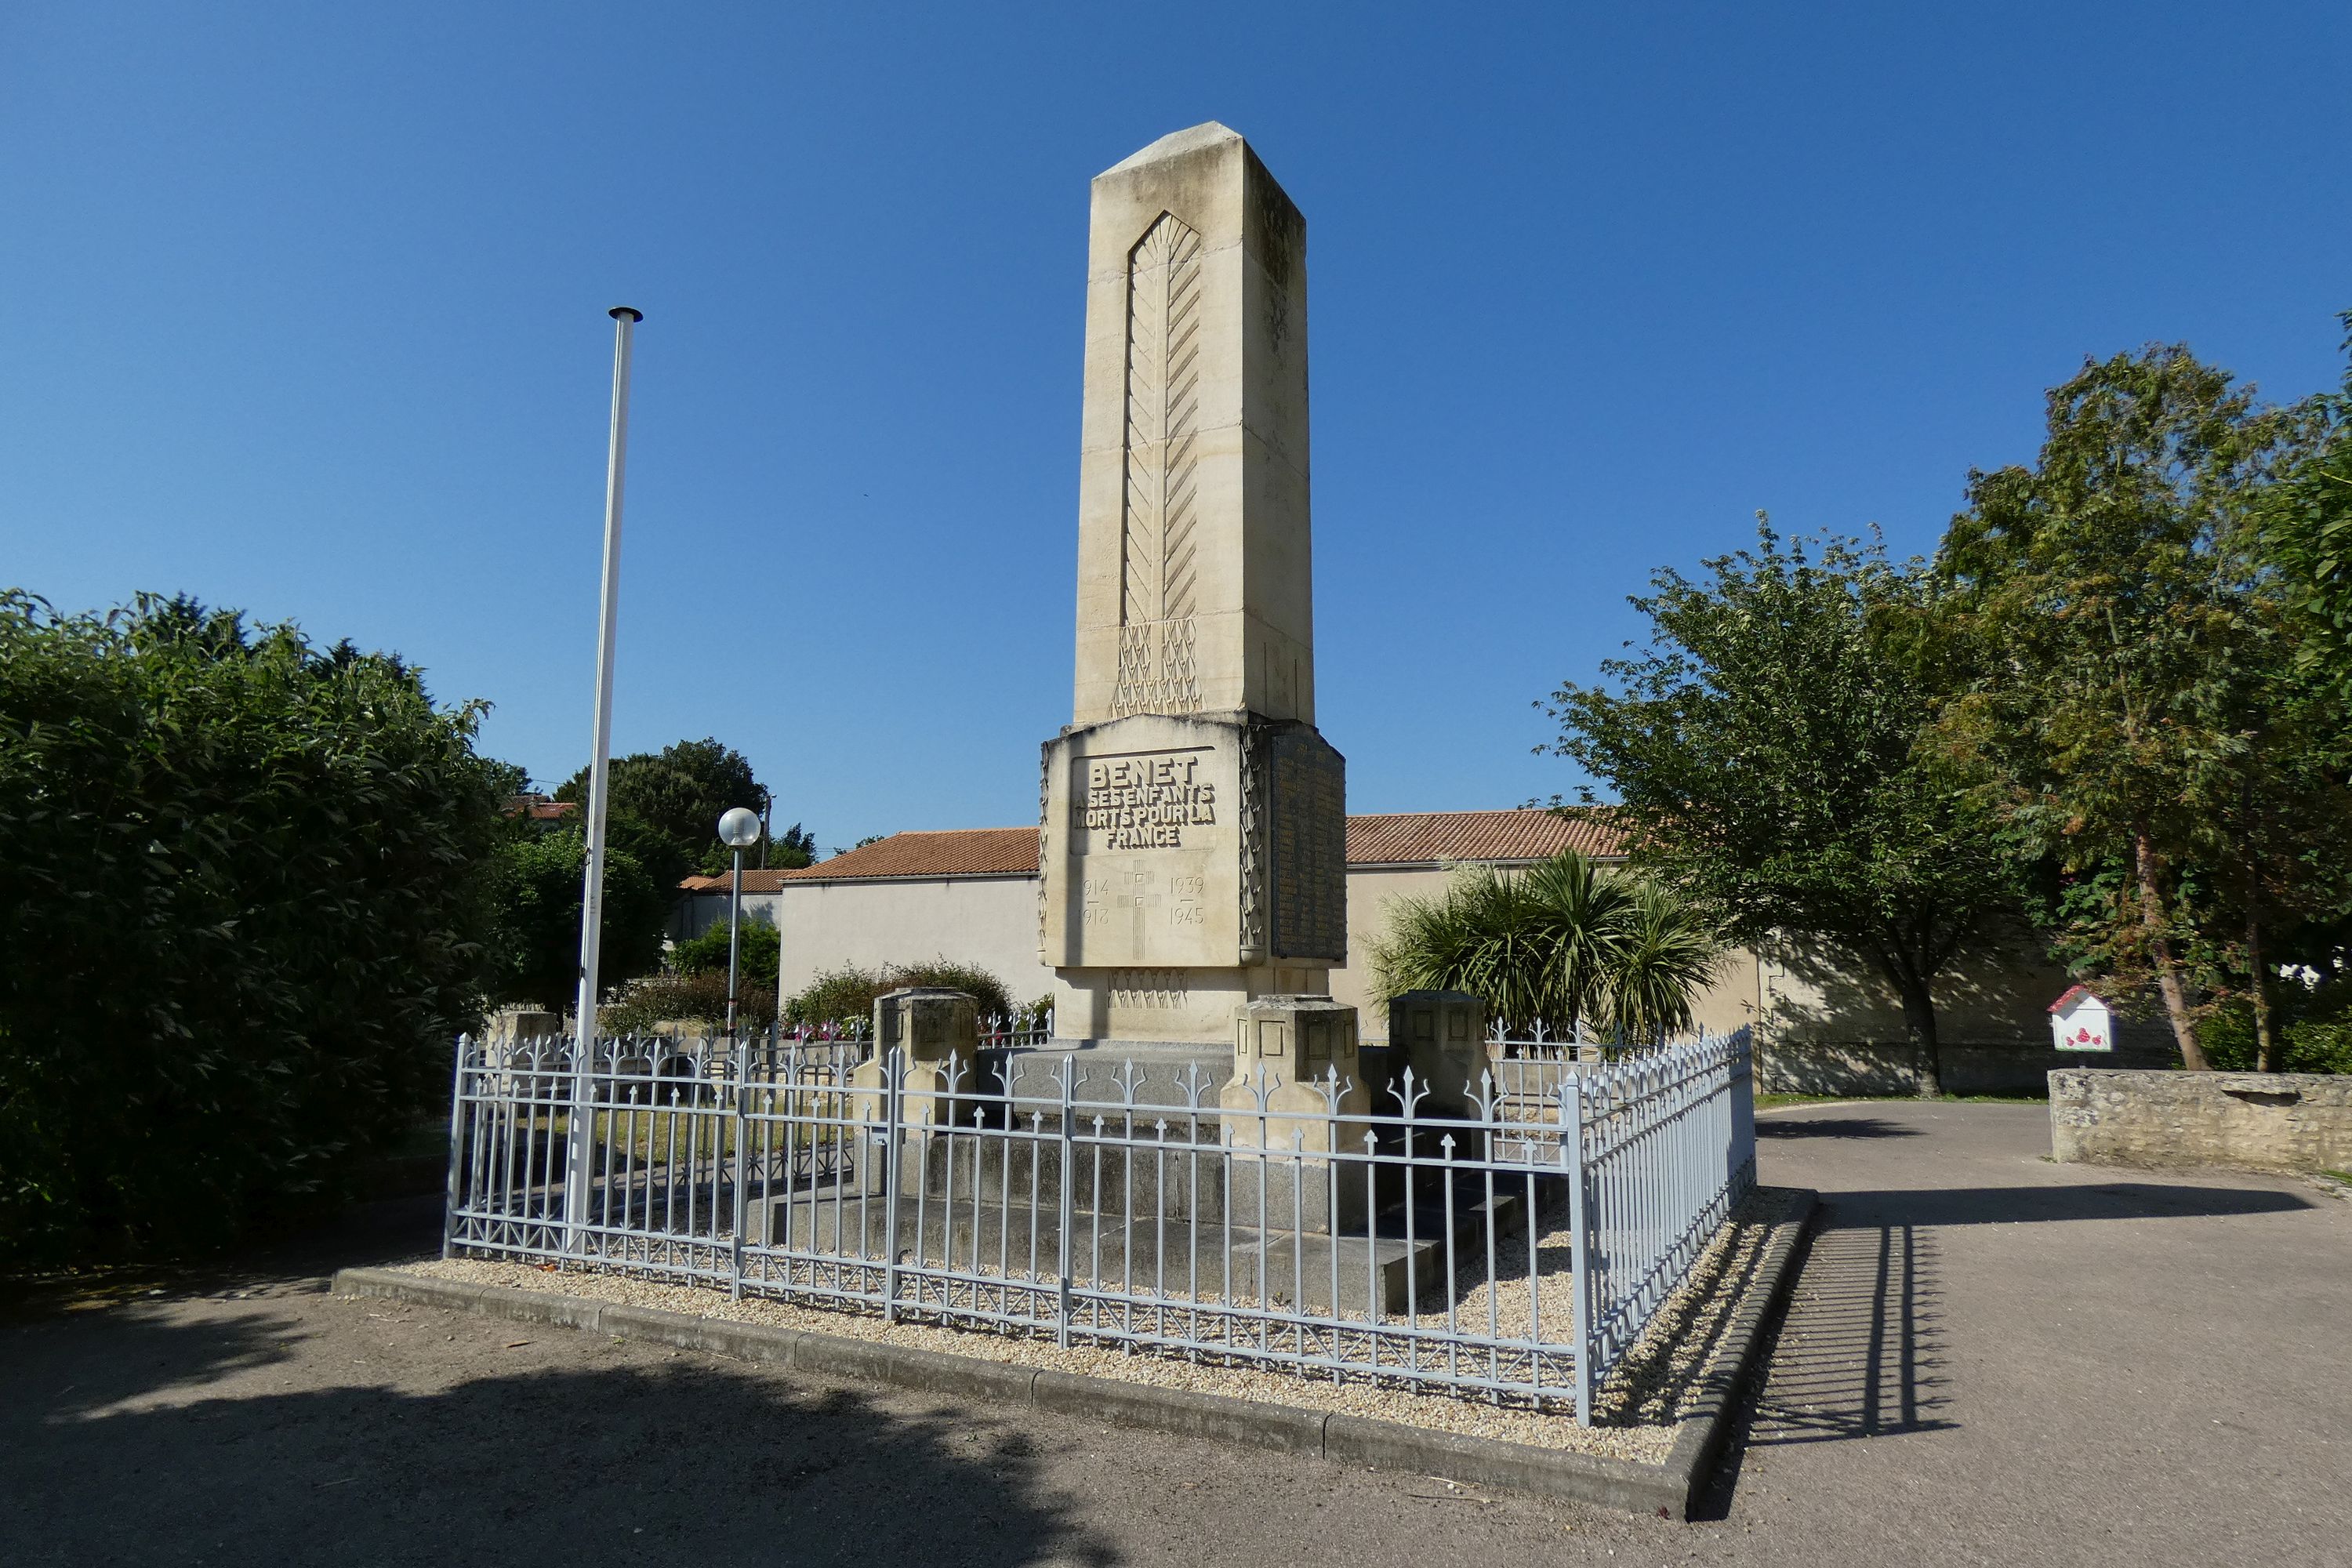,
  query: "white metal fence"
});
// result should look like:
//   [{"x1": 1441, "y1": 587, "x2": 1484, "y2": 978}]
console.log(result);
[{"x1": 442, "y1": 1025, "x2": 1753, "y2": 1423}]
